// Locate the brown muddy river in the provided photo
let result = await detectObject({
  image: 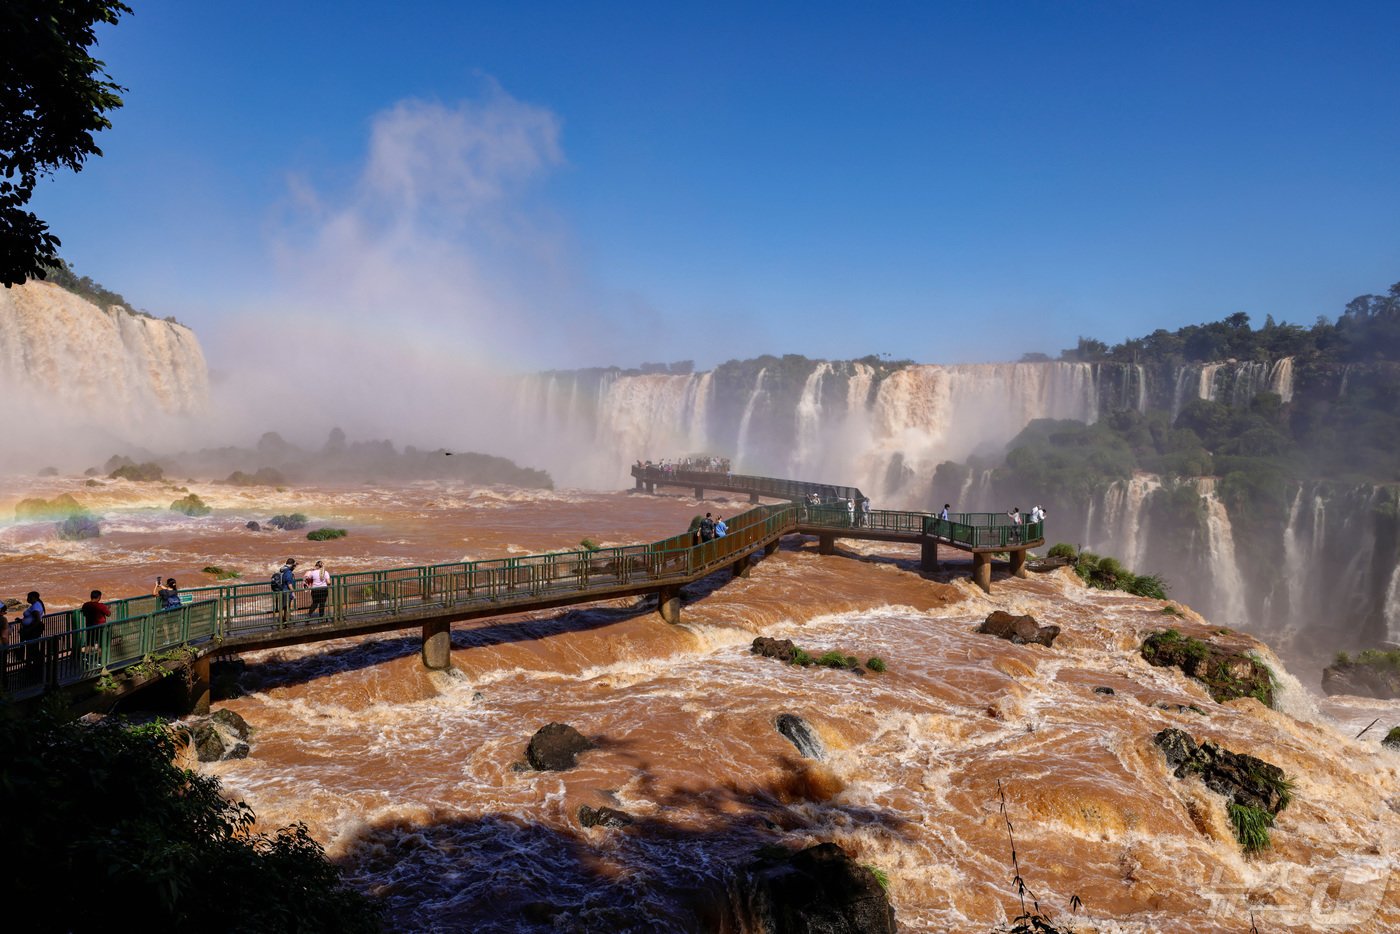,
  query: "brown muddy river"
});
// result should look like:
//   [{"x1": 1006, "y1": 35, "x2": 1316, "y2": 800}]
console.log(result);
[{"x1": 4, "y1": 475, "x2": 1399, "y2": 932}]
